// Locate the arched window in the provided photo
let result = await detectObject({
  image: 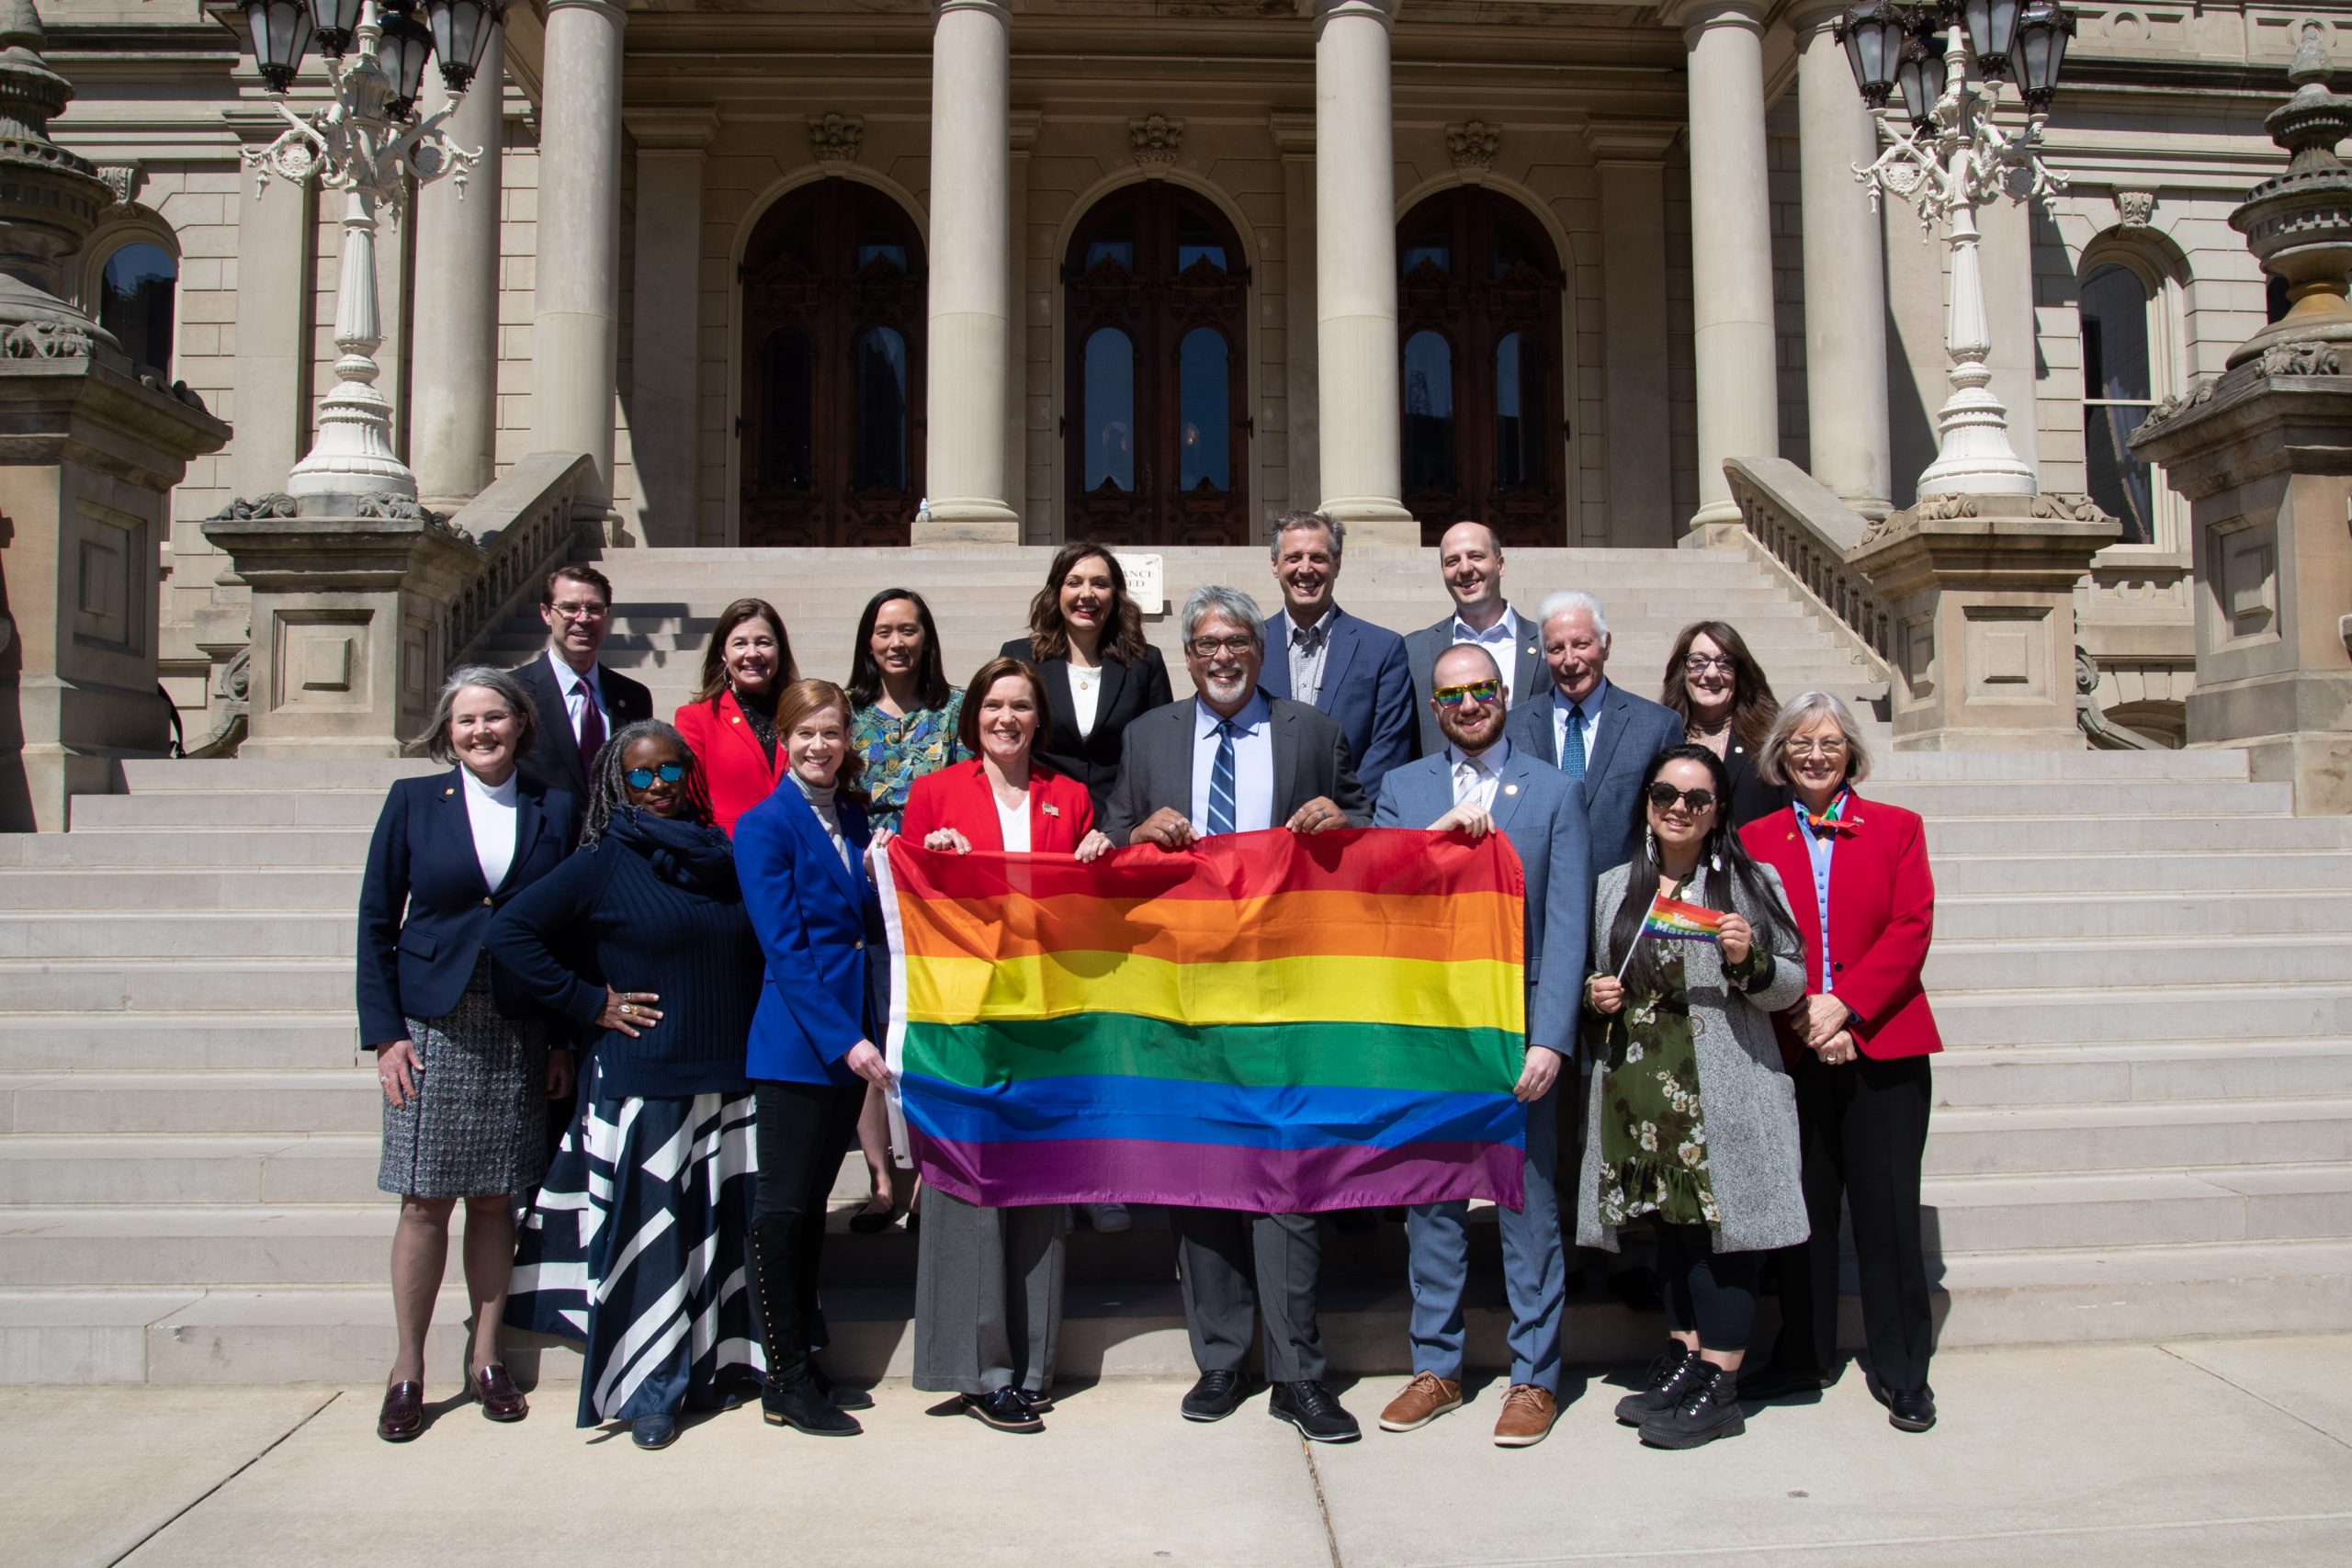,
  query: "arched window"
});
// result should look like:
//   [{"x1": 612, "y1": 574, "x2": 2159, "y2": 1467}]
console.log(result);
[
  {"x1": 1396, "y1": 187, "x2": 1566, "y2": 547},
  {"x1": 1063, "y1": 184, "x2": 1250, "y2": 546},
  {"x1": 97, "y1": 240, "x2": 176, "y2": 378},
  {"x1": 2078, "y1": 261, "x2": 2159, "y2": 547},
  {"x1": 740, "y1": 183, "x2": 925, "y2": 547}
]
